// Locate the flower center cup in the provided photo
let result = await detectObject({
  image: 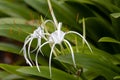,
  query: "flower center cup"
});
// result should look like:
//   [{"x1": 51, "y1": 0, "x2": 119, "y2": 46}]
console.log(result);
[
  {"x1": 49, "y1": 30, "x2": 65, "y2": 44},
  {"x1": 31, "y1": 27, "x2": 44, "y2": 38}
]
